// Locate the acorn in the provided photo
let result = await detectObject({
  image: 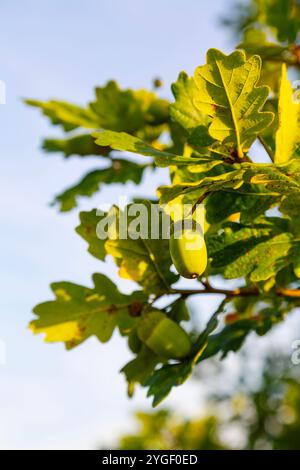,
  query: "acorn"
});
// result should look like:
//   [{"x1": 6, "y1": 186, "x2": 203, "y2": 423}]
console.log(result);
[
  {"x1": 170, "y1": 220, "x2": 207, "y2": 279},
  {"x1": 137, "y1": 310, "x2": 192, "y2": 359}
]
